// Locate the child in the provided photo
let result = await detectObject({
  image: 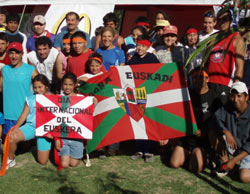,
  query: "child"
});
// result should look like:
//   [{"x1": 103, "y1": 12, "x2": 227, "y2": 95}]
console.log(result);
[
  {"x1": 127, "y1": 34, "x2": 159, "y2": 163},
  {"x1": 55, "y1": 72, "x2": 85, "y2": 168},
  {"x1": 127, "y1": 34, "x2": 159, "y2": 65},
  {"x1": 8, "y1": 74, "x2": 52, "y2": 168},
  {"x1": 78, "y1": 53, "x2": 104, "y2": 83}
]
